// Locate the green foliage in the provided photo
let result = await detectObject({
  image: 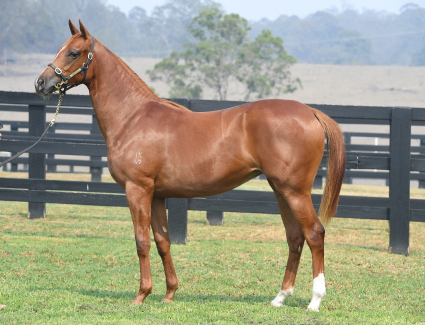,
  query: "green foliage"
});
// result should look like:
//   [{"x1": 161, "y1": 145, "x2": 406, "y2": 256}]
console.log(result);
[
  {"x1": 147, "y1": 51, "x2": 203, "y2": 98},
  {"x1": 238, "y1": 30, "x2": 300, "y2": 101},
  {"x1": 149, "y1": 8, "x2": 300, "y2": 100},
  {"x1": 0, "y1": 0, "x2": 55, "y2": 57},
  {"x1": 183, "y1": 8, "x2": 251, "y2": 100},
  {"x1": 132, "y1": 0, "x2": 221, "y2": 57}
]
